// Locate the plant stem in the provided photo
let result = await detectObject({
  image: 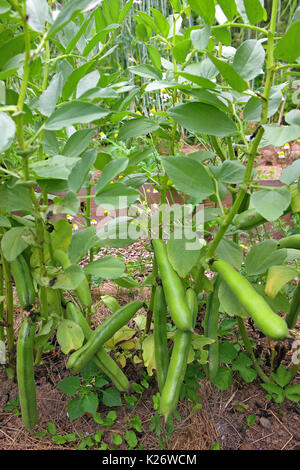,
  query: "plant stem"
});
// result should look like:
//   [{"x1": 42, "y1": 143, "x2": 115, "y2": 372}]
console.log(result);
[
  {"x1": 0, "y1": 262, "x2": 4, "y2": 342},
  {"x1": 1, "y1": 251, "x2": 15, "y2": 376},
  {"x1": 237, "y1": 317, "x2": 270, "y2": 383}
]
